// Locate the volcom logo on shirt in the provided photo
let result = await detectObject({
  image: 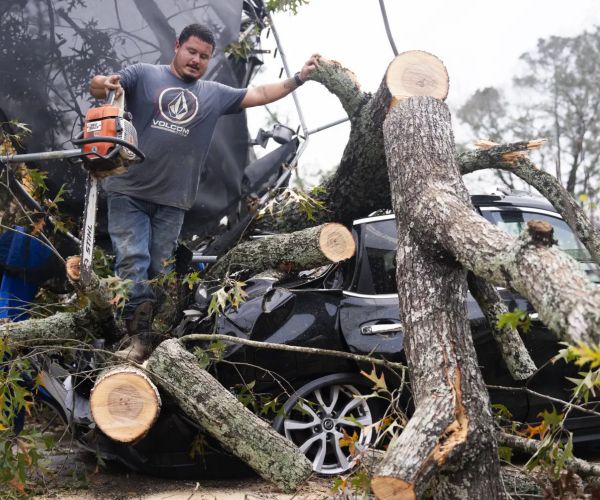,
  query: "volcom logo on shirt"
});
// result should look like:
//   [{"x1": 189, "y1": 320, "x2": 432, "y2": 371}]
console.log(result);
[{"x1": 152, "y1": 87, "x2": 199, "y2": 136}]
